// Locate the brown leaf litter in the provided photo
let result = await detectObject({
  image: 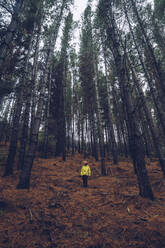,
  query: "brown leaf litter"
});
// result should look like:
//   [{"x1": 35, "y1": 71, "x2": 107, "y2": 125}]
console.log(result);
[{"x1": 0, "y1": 150, "x2": 165, "y2": 248}]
